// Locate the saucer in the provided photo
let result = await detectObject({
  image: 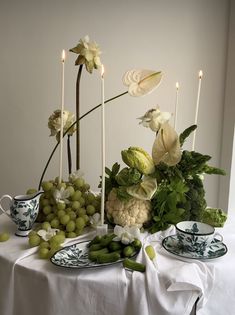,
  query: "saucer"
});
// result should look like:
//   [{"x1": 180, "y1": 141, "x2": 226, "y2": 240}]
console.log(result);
[{"x1": 162, "y1": 234, "x2": 227, "y2": 261}]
